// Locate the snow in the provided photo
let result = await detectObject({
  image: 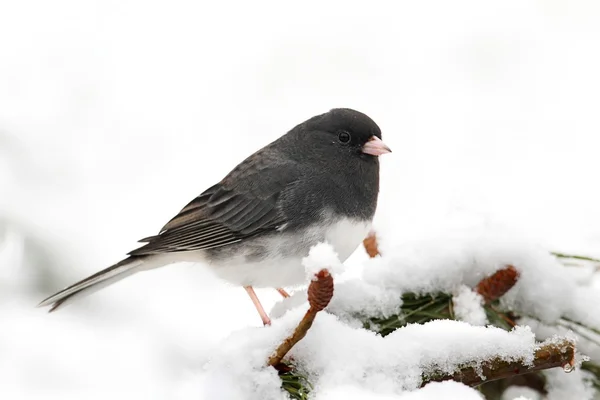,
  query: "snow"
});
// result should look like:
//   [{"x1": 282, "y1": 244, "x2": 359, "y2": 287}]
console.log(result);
[
  {"x1": 507, "y1": 396, "x2": 536, "y2": 400},
  {"x1": 453, "y1": 285, "x2": 487, "y2": 326},
  {"x1": 319, "y1": 381, "x2": 484, "y2": 399},
  {"x1": 302, "y1": 242, "x2": 343, "y2": 280},
  {"x1": 201, "y1": 309, "x2": 538, "y2": 399},
  {"x1": 364, "y1": 228, "x2": 600, "y2": 328},
  {"x1": 275, "y1": 228, "x2": 600, "y2": 343},
  {"x1": 2, "y1": 1, "x2": 600, "y2": 399},
  {"x1": 315, "y1": 279, "x2": 402, "y2": 324},
  {"x1": 544, "y1": 368, "x2": 596, "y2": 400},
  {"x1": 258, "y1": 226, "x2": 599, "y2": 399},
  {"x1": 501, "y1": 387, "x2": 540, "y2": 400}
]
